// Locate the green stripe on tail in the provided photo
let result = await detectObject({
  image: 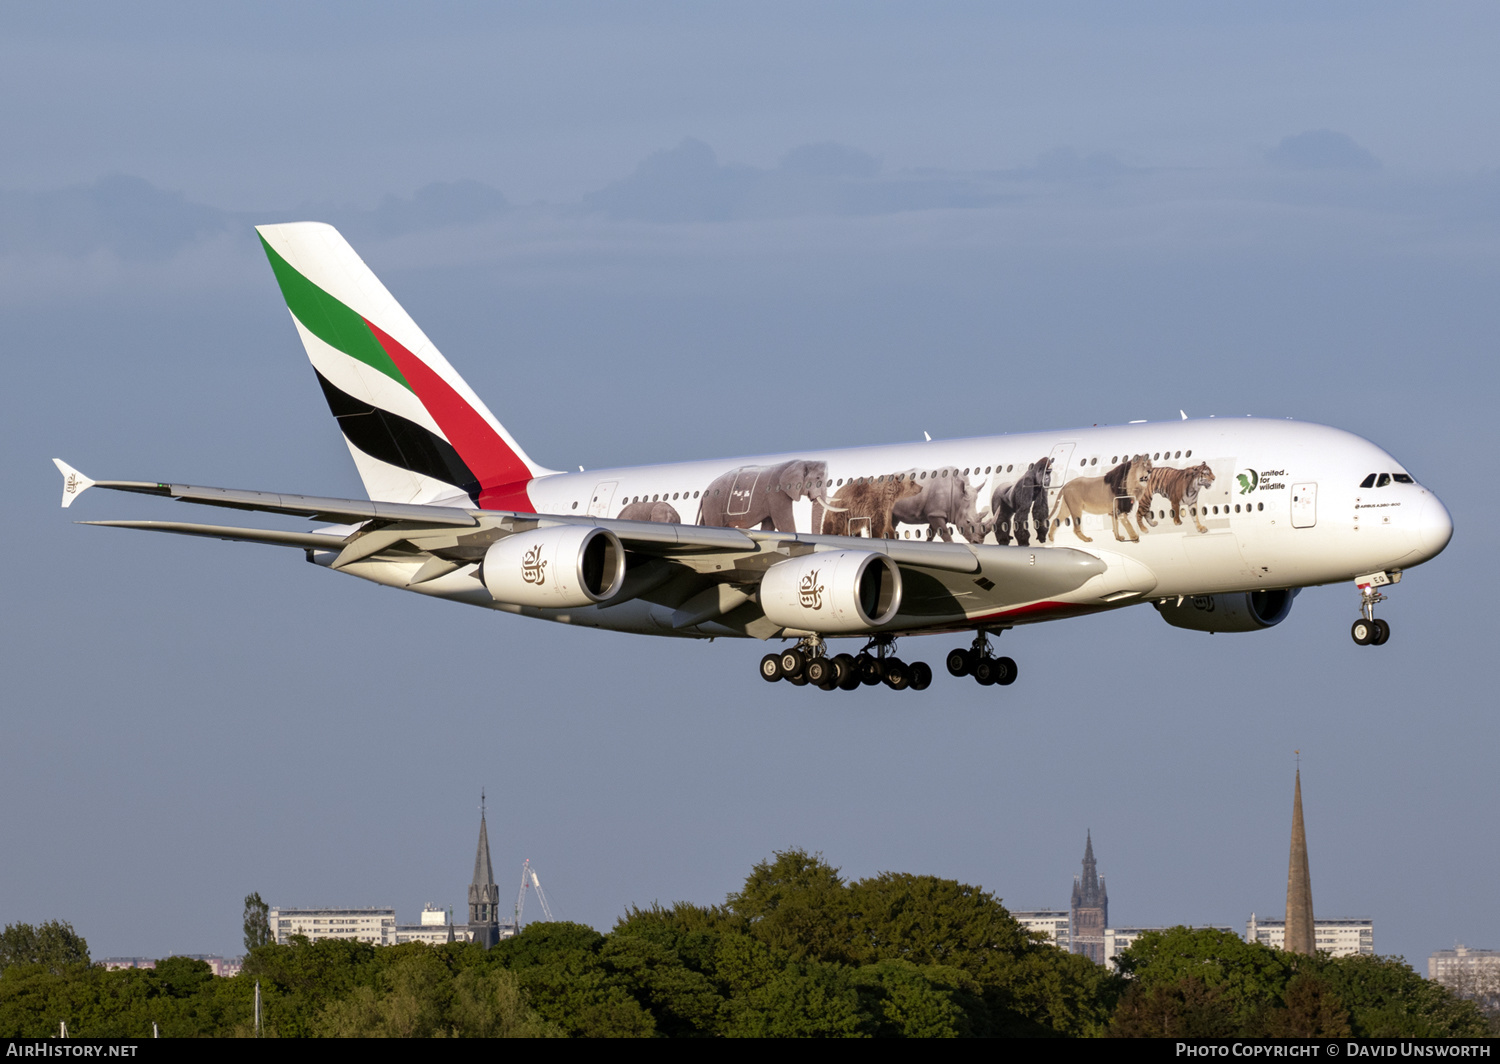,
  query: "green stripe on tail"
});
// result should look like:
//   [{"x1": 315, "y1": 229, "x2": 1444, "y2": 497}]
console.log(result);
[{"x1": 258, "y1": 235, "x2": 411, "y2": 391}]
